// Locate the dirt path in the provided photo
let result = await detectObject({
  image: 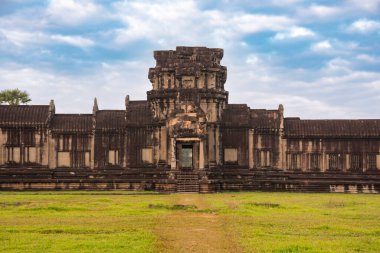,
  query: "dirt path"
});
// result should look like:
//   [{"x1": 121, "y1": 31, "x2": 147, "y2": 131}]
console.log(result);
[{"x1": 153, "y1": 194, "x2": 242, "y2": 253}]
